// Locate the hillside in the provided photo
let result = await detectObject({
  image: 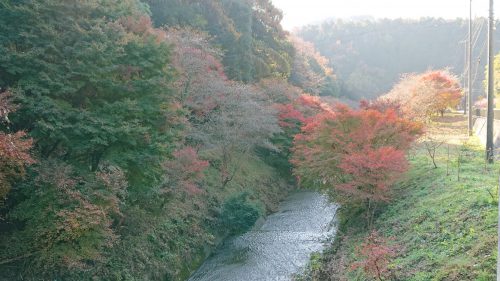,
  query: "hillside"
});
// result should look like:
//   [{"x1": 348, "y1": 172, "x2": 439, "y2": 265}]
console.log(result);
[
  {"x1": 296, "y1": 113, "x2": 499, "y2": 280},
  {"x1": 296, "y1": 18, "x2": 500, "y2": 100},
  {"x1": 0, "y1": 1, "x2": 336, "y2": 280}
]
